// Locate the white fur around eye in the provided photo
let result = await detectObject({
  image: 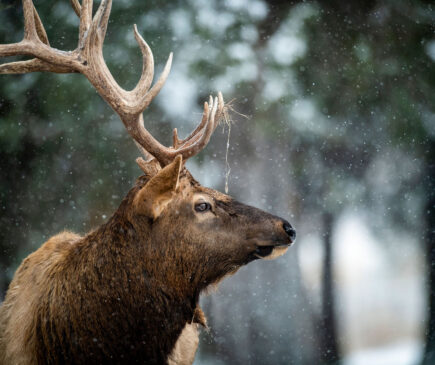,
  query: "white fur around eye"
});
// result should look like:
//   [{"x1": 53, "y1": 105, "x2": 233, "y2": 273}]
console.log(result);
[
  {"x1": 195, "y1": 202, "x2": 210, "y2": 212},
  {"x1": 192, "y1": 194, "x2": 213, "y2": 211}
]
